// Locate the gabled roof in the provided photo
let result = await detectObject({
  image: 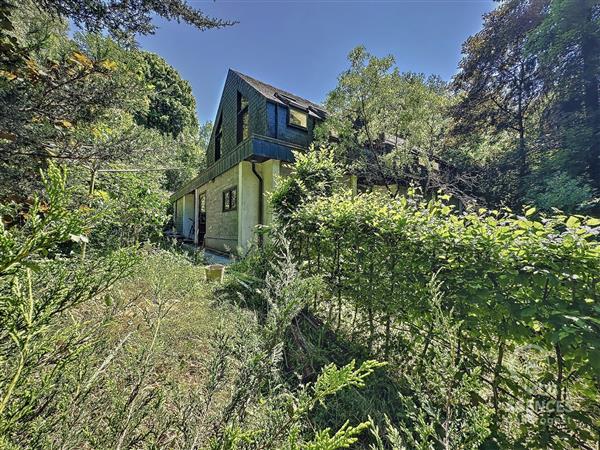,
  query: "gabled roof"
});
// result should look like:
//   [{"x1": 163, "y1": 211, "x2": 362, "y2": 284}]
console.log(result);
[{"x1": 231, "y1": 69, "x2": 327, "y2": 119}]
